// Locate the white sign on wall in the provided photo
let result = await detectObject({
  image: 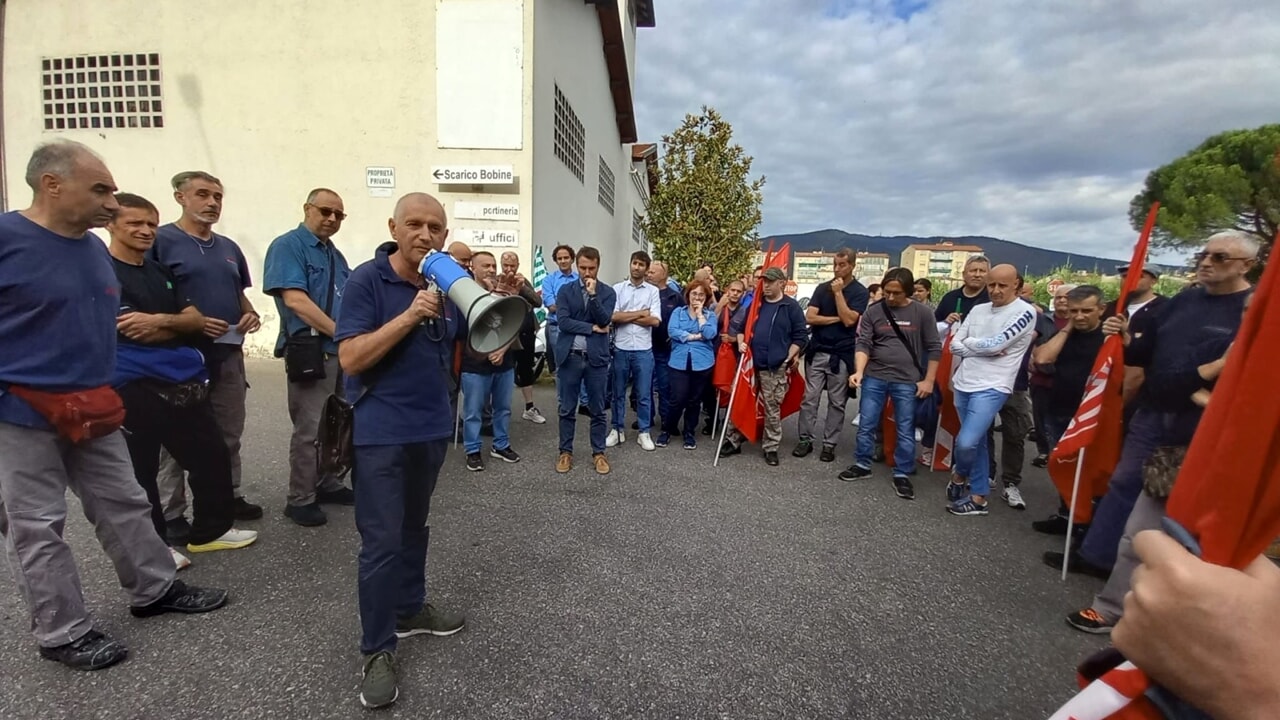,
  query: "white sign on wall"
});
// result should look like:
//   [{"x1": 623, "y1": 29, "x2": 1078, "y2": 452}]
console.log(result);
[
  {"x1": 365, "y1": 166, "x2": 396, "y2": 188},
  {"x1": 451, "y1": 228, "x2": 519, "y2": 248},
  {"x1": 453, "y1": 201, "x2": 520, "y2": 222},
  {"x1": 431, "y1": 165, "x2": 515, "y2": 184}
]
